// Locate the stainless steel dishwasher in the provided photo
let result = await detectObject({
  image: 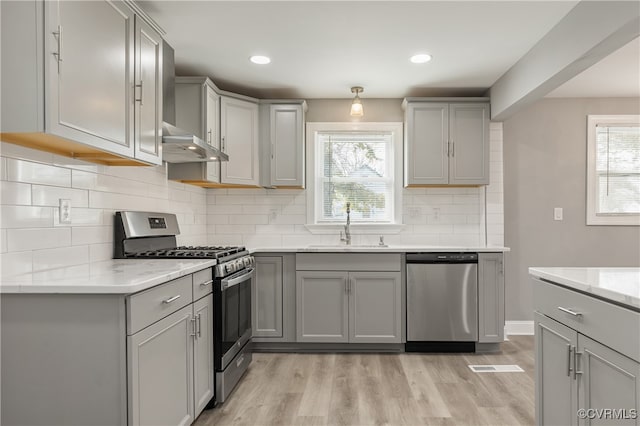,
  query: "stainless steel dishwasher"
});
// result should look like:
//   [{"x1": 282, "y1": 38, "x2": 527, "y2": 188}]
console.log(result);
[{"x1": 406, "y1": 253, "x2": 478, "y2": 352}]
